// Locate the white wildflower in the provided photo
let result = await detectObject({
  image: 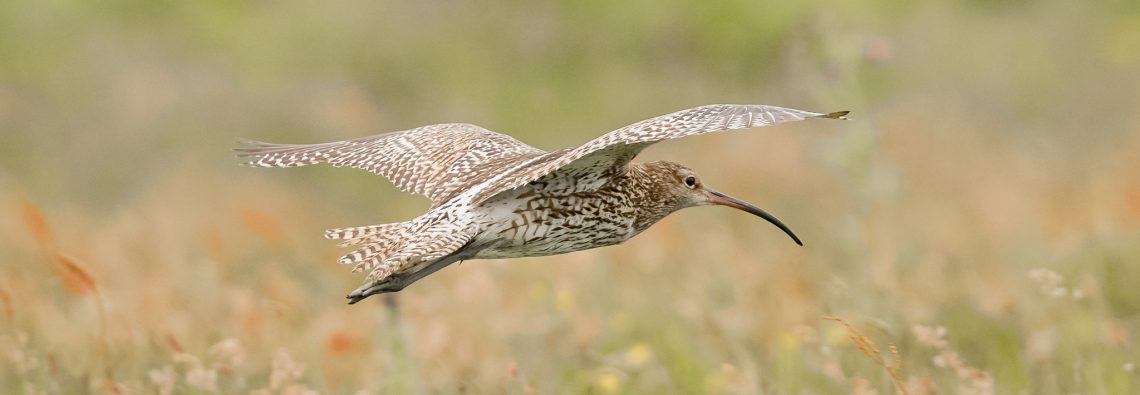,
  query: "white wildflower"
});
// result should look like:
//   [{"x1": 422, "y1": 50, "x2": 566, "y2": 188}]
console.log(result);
[
  {"x1": 1029, "y1": 268, "x2": 1083, "y2": 300},
  {"x1": 270, "y1": 349, "x2": 306, "y2": 390},
  {"x1": 209, "y1": 338, "x2": 246, "y2": 368},
  {"x1": 148, "y1": 365, "x2": 177, "y2": 395},
  {"x1": 186, "y1": 366, "x2": 218, "y2": 392},
  {"x1": 912, "y1": 325, "x2": 949, "y2": 349}
]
